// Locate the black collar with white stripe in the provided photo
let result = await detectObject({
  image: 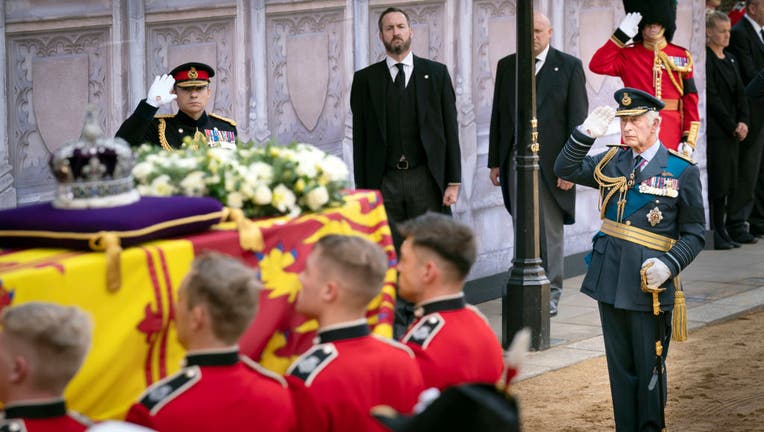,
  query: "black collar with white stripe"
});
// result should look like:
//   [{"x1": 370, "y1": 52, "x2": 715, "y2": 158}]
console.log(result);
[
  {"x1": 415, "y1": 294, "x2": 466, "y2": 318},
  {"x1": 4, "y1": 399, "x2": 67, "y2": 419},
  {"x1": 184, "y1": 348, "x2": 239, "y2": 367},
  {"x1": 317, "y1": 322, "x2": 370, "y2": 344}
]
